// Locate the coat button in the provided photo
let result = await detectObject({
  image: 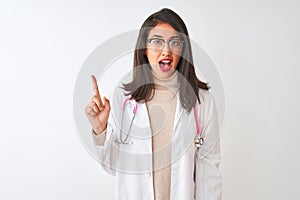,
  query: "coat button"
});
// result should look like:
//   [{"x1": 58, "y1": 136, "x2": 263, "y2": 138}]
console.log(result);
[{"x1": 148, "y1": 173, "x2": 152, "y2": 177}]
